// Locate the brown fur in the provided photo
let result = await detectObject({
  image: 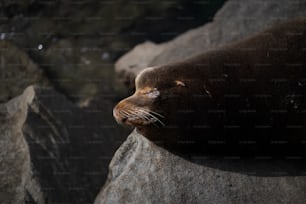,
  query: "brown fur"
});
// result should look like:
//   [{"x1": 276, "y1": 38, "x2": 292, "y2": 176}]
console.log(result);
[{"x1": 114, "y1": 17, "x2": 306, "y2": 157}]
